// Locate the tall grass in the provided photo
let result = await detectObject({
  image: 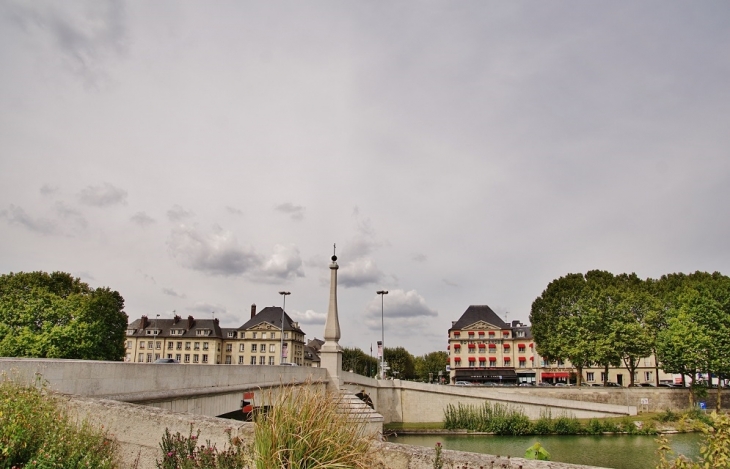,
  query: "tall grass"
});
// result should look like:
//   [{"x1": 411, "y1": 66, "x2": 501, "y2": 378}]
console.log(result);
[
  {"x1": 443, "y1": 402, "x2": 532, "y2": 435},
  {"x1": 253, "y1": 384, "x2": 374, "y2": 469},
  {"x1": 0, "y1": 375, "x2": 119, "y2": 469}
]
